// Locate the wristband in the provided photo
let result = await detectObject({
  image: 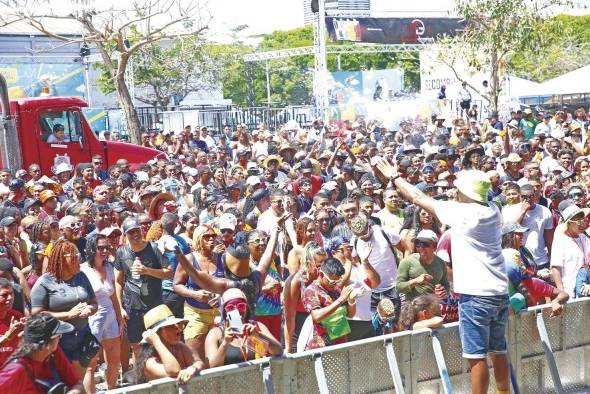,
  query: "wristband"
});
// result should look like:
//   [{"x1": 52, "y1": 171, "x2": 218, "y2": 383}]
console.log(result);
[
  {"x1": 231, "y1": 280, "x2": 240, "y2": 289},
  {"x1": 347, "y1": 300, "x2": 356, "y2": 306},
  {"x1": 390, "y1": 173, "x2": 401, "y2": 182}
]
